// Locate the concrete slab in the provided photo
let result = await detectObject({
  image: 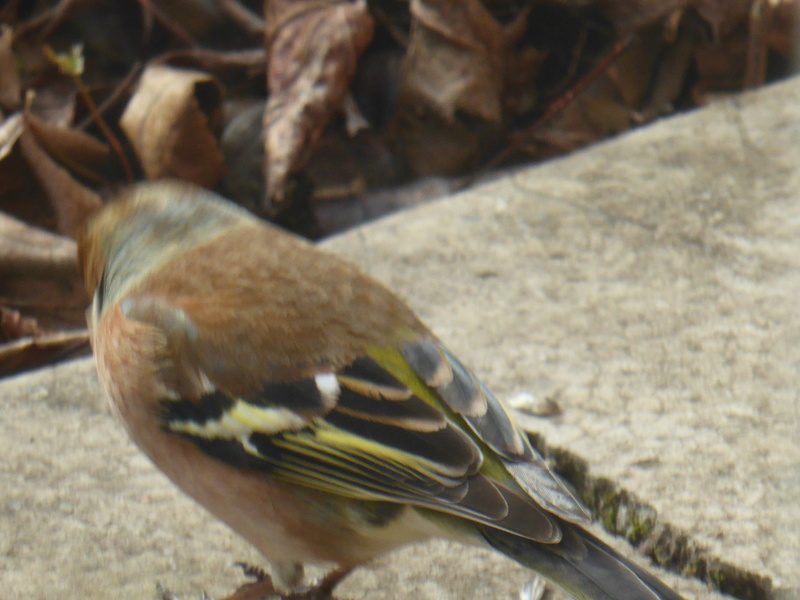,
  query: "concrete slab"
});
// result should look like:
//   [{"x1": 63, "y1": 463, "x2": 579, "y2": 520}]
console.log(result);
[
  {"x1": 3, "y1": 76, "x2": 799, "y2": 600},
  {"x1": 324, "y1": 77, "x2": 800, "y2": 600}
]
